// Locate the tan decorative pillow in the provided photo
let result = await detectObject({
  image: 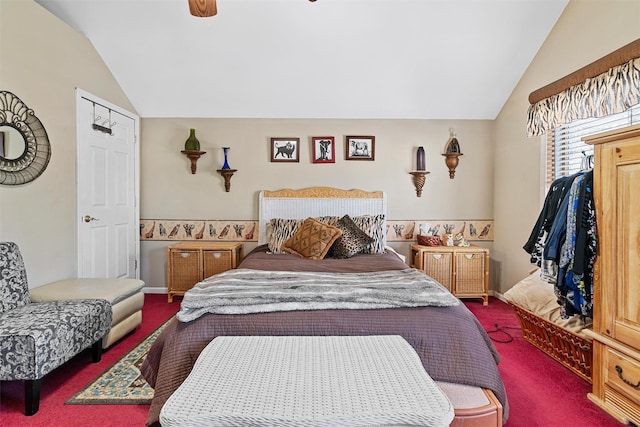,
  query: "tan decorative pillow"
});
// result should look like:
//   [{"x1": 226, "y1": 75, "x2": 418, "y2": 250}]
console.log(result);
[{"x1": 282, "y1": 217, "x2": 343, "y2": 260}]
